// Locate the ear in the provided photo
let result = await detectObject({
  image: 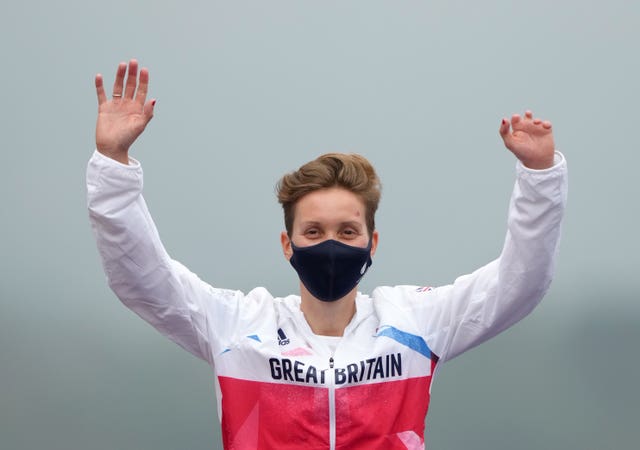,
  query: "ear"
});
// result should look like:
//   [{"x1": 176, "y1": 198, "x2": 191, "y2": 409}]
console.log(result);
[
  {"x1": 281, "y1": 231, "x2": 293, "y2": 261},
  {"x1": 370, "y1": 230, "x2": 379, "y2": 257}
]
